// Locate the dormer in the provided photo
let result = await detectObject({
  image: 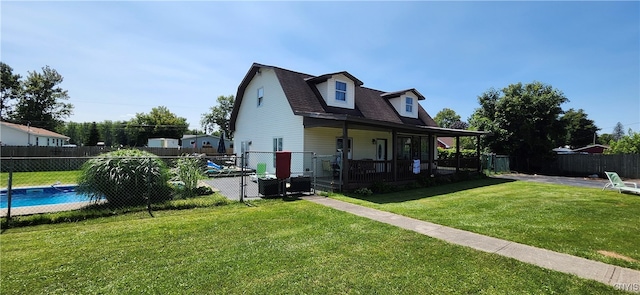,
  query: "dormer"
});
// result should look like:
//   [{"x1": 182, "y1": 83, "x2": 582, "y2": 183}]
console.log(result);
[
  {"x1": 306, "y1": 72, "x2": 363, "y2": 110},
  {"x1": 381, "y1": 89, "x2": 425, "y2": 119}
]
